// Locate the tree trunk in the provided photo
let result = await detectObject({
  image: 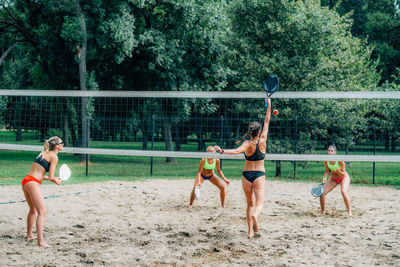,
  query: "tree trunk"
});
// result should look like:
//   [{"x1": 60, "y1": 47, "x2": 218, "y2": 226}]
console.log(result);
[
  {"x1": 63, "y1": 116, "x2": 69, "y2": 147},
  {"x1": 77, "y1": 1, "x2": 89, "y2": 162},
  {"x1": 275, "y1": 161, "x2": 281, "y2": 177},
  {"x1": 40, "y1": 129, "x2": 46, "y2": 143},
  {"x1": 385, "y1": 132, "x2": 390, "y2": 150},
  {"x1": 163, "y1": 118, "x2": 176, "y2": 163},
  {"x1": 141, "y1": 125, "x2": 148, "y2": 150},
  {"x1": 196, "y1": 117, "x2": 205, "y2": 151},
  {"x1": 16, "y1": 126, "x2": 22, "y2": 142},
  {"x1": 223, "y1": 113, "x2": 230, "y2": 148},
  {"x1": 174, "y1": 126, "x2": 181, "y2": 151},
  {"x1": 69, "y1": 121, "x2": 78, "y2": 147},
  {"x1": 345, "y1": 144, "x2": 351, "y2": 167},
  {"x1": 391, "y1": 134, "x2": 397, "y2": 152},
  {"x1": 0, "y1": 43, "x2": 16, "y2": 67}
]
